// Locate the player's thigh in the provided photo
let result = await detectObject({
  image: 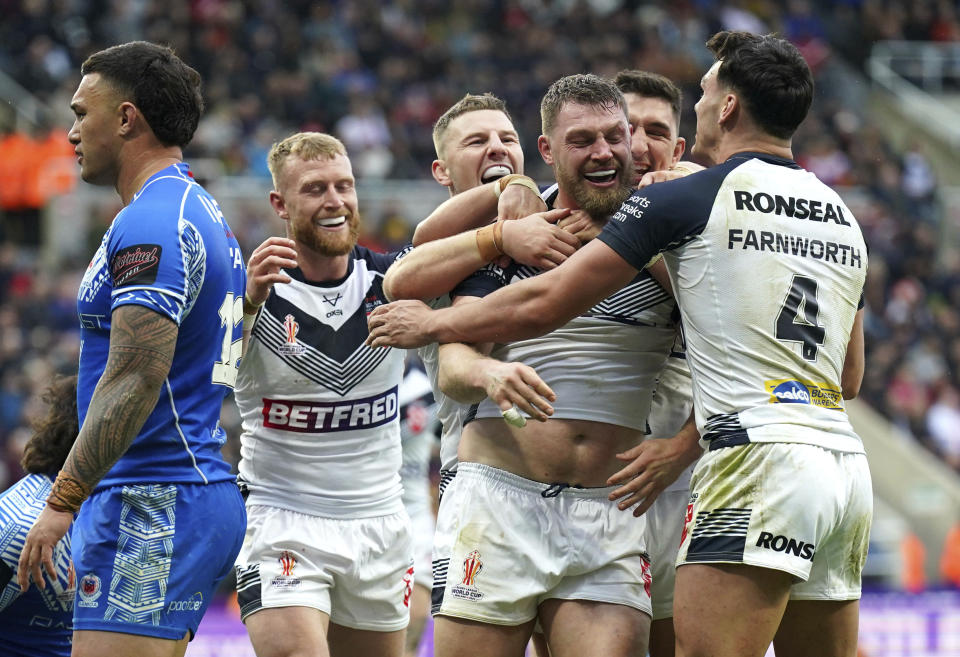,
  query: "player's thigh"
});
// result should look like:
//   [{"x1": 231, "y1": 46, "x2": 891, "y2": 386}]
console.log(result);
[
  {"x1": 674, "y1": 563, "x2": 791, "y2": 657},
  {"x1": 72, "y1": 629, "x2": 189, "y2": 657},
  {"x1": 539, "y1": 599, "x2": 649, "y2": 657},
  {"x1": 329, "y1": 622, "x2": 406, "y2": 657},
  {"x1": 244, "y1": 606, "x2": 330, "y2": 657},
  {"x1": 648, "y1": 617, "x2": 676, "y2": 657},
  {"x1": 434, "y1": 615, "x2": 536, "y2": 657},
  {"x1": 773, "y1": 599, "x2": 859, "y2": 657},
  {"x1": 405, "y1": 583, "x2": 430, "y2": 656}
]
